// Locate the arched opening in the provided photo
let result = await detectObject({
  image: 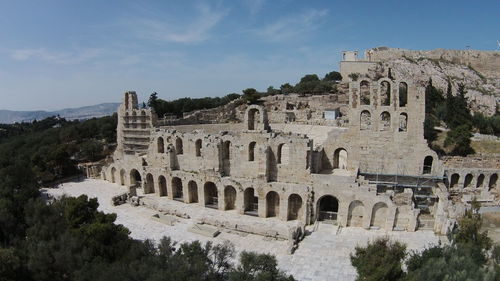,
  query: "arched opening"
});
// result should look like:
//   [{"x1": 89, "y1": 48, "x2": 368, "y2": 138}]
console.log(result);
[
  {"x1": 333, "y1": 148, "x2": 348, "y2": 170},
  {"x1": 248, "y1": 142, "x2": 256, "y2": 161},
  {"x1": 247, "y1": 108, "x2": 260, "y2": 130},
  {"x1": 125, "y1": 94, "x2": 129, "y2": 109},
  {"x1": 380, "y1": 112, "x2": 391, "y2": 131},
  {"x1": 175, "y1": 138, "x2": 183, "y2": 155},
  {"x1": 157, "y1": 137, "x2": 164, "y2": 153},
  {"x1": 222, "y1": 141, "x2": 231, "y2": 176},
  {"x1": 140, "y1": 110, "x2": 147, "y2": 128},
  {"x1": 145, "y1": 173, "x2": 155, "y2": 194},
  {"x1": 489, "y1": 174, "x2": 498, "y2": 191},
  {"x1": 188, "y1": 181, "x2": 198, "y2": 203},
  {"x1": 204, "y1": 182, "x2": 218, "y2": 209},
  {"x1": 120, "y1": 169, "x2": 126, "y2": 186},
  {"x1": 399, "y1": 82, "x2": 408, "y2": 107},
  {"x1": 266, "y1": 148, "x2": 278, "y2": 182},
  {"x1": 476, "y1": 174, "x2": 485, "y2": 188},
  {"x1": 423, "y1": 156, "x2": 433, "y2": 174},
  {"x1": 266, "y1": 191, "x2": 280, "y2": 217},
  {"x1": 224, "y1": 186, "x2": 237, "y2": 210},
  {"x1": 360, "y1": 110, "x2": 372, "y2": 130},
  {"x1": 450, "y1": 173, "x2": 460, "y2": 188},
  {"x1": 244, "y1": 188, "x2": 258, "y2": 216},
  {"x1": 370, "y1": 202, "x2": 388, "y2": 228},
  {"x1": 158, "y1": 175, "x2": 167, "y2": 196},
  {"x1": 130, "y1": 169, "x2": 141, "y2": 187},
  {"x1": 399, "y1": 113, "x2": 408, "y2": 132},
  {"x1": 132, "y1": 111, "x2": 137, "y2": 128},
  {"x1": 287, "y1": 194, "x2": 303, "y2": 221},
  {"x1": 380, "y1": 81, "x2": 391, "y2": 106},
  {"x1": 277, "y1": 143, "x2": 289, "y2": 164},
  {"x1": 195, "y1": 139, "x2": 202, "y2": 157},
  {"x1": 124, "y1": 112, "x2": 130, "y2": 128},
  {"x1": 464, "y1": 174, "x2": 473, "y2": 188},
  {"x1": 347, "y1": 200, "x2": 364, "y2": 227},
  {"x1": 317, "y1": 195, "x2": 339, "y2": 222},
  {"x1": 222, "y1": 141, "x2": 231, "y2": 160},
  {"x1": 172, "y1": 177, "x2": 183, "y2": 201},
  {"x1": 360, "y1": 80, "x2": 370, "y2": 105},
  {"x1": 111, "y1": 167, "x2": 117, "y2": 183}
]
